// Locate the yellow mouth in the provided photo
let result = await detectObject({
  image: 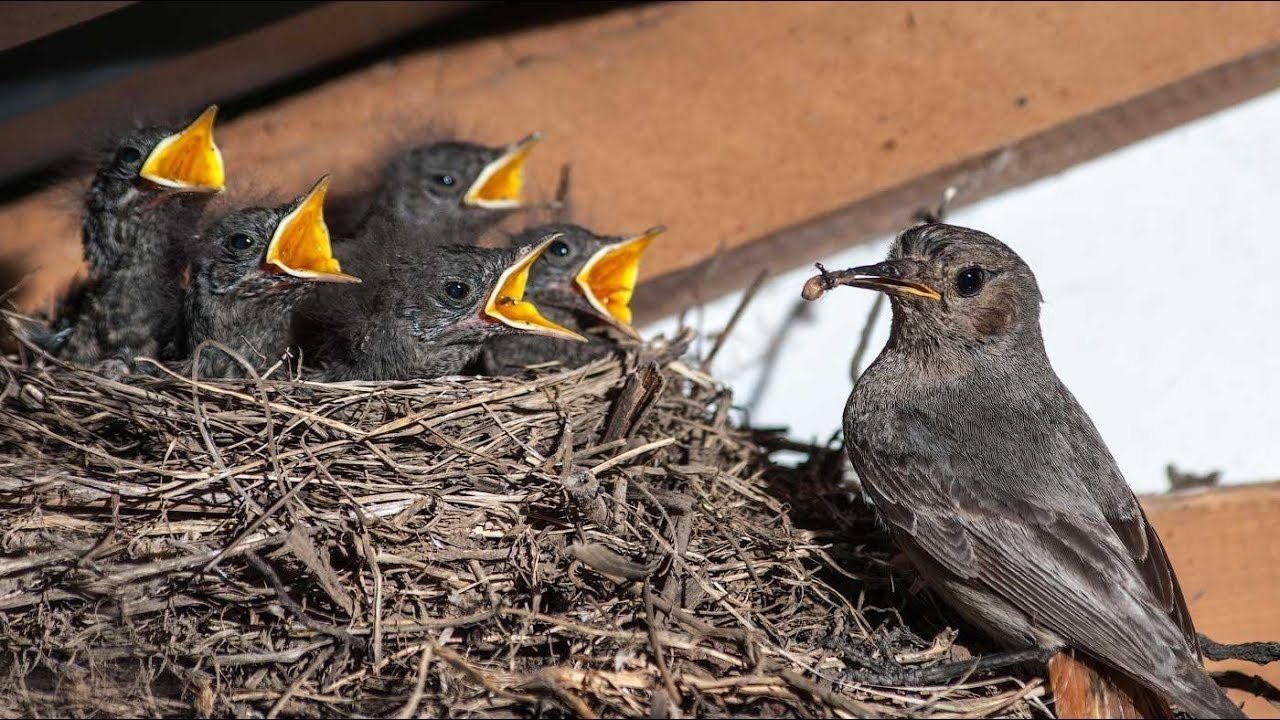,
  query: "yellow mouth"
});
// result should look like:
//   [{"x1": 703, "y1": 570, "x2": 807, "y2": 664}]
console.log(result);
[
  {"x1": 484, "y1": 238, "x2": 585, "y2": 341},
  {"x1": 139, "y1": 105, "x2": 225, "y2": 192},
  {"x1": 264, "y1": 176, "x2": 360, "y2": 283},
  {"x1": 463, "y1": 132, "x2": 540, "y2": 209},
  {"x1": 575, "y1": 226, "x2": 663, "y2": 332}
]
